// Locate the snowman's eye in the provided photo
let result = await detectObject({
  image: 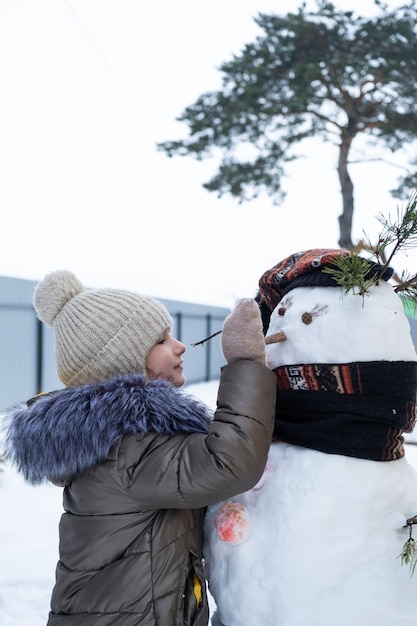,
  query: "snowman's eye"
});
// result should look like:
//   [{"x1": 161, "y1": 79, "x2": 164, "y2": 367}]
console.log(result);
[
  {"x1": 277, "y1": 296, "x2": 292, "y2": 315},
  {"x1": 302, "y1": 312, "x2": 313, "y2": 324},
  {"x1": 301, "y1": 304, "x2": 328, "y2": 324}
]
